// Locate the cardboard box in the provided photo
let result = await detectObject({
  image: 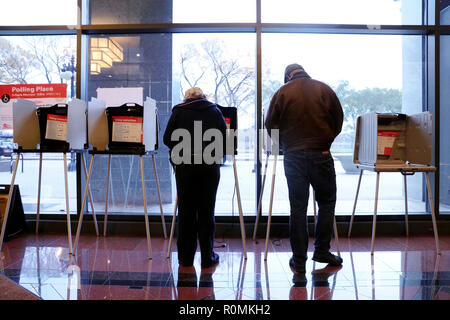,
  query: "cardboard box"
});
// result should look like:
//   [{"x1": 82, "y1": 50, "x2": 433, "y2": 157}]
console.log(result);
[{"x1": 353, "y1": 112, "x2": 433, "y2": 166}]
